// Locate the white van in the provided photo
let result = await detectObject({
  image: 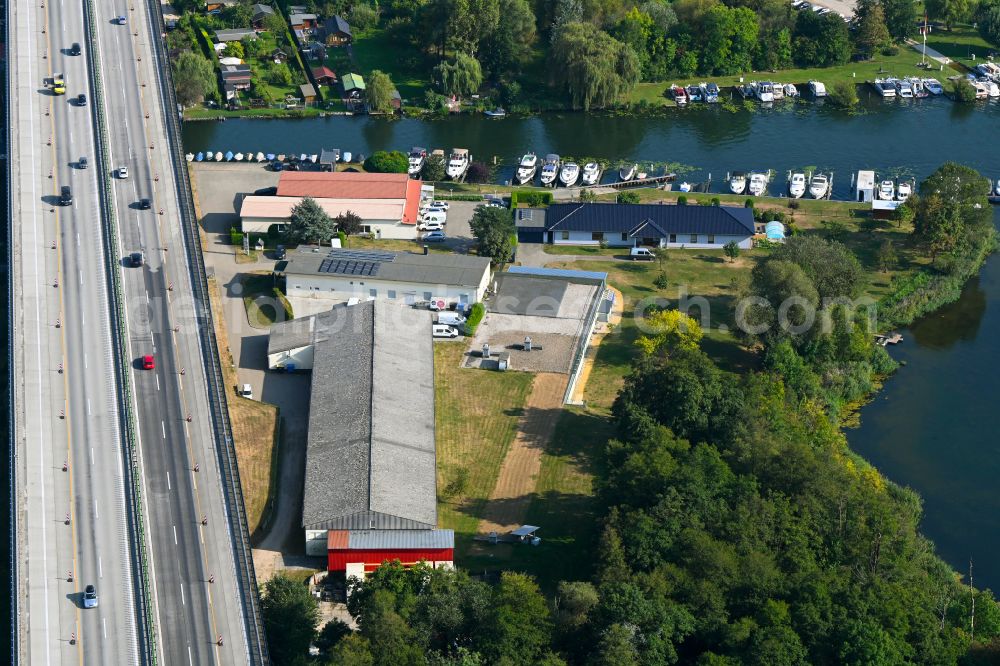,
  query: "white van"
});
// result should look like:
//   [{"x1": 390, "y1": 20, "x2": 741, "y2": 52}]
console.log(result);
[
  {"x1": 432, "y1": 324, "x2": 460, "y2": 338},
  {"x1": 422, "y1": 211, "x2": 447, "y2": 225},
  {"x1": 630, "y1": 247, "x2": 655, "y2": 260},
  {"x1": 437, "y1": 312, "x2": 467, "y2": 326}
]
